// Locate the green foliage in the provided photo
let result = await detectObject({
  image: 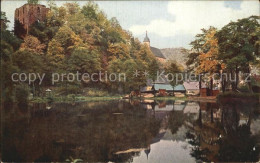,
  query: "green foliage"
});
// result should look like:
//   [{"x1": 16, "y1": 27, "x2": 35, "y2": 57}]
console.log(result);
[
  {"x1": 1, "y1": 30, "x2": 22, "y2": 51},
  {"x1": 68, "y1": 47, "x2": 101, "y2": 74},
  {"x1": 2, "y1": 0, "x2": 259, "y2": 104},
  {"x1": 55, "y1": 84, "x2": 82, "y2": 95},
  {"x1": 81, "y1": 2, "x2": 99, "y2": 20},
  {"x1": 148, "y1": 58, "x2": 160, "y2": 80},
  {"x1": 187, "y1": 26, "x2": 219, "y2": 74},
  {"x1": 14, "y1": 20, "x2": 26, "y2": 39},
  {"x1": 41, "y1": 2, "x2": 159, "y2": 92},
  {"x1": 49, "y1": 26, "x2": 82, "y2": 55},
  {"x1": 84, "y1": 88, "x2": 109, "y2": 97},
  {"x1": 29, "y1": 21, "x2": 51, "y2": 45},
  {"x1": 1, "y1": 30, "x2": 21, "y2": 104},
  {"x1": 15, "y1": 85, "x2": 30, "y2": 104},
  {"x1": 216, "y1": 16, "x2": 260, "y2": 91},
  {"x1": 188, "y1": 16, "x2": 259, "y2": 92},
  {"x1": 217, "y1": 92, "x2": 259, "y2": 102},
  {"x1": 165, "y1": 60, "x2": 183, "y2": 86},
  {"x1": 1, "y1": 41, "x2": 13, "y2": 62},
  {"x1": 27, "y1": 0, "x2": 38, "y2": 4},
  {"x1": 1, "y1": 11, "x2": 10, "y2": 30},
  {"x1": 217, "y1": 16, "x2": 260, "y2": 70},
  {"x1": 12, "y1": 50, "x2": 44, "y2": 73},
  {"x1": 21, "y1": 35, "x2": 46, "y2": 54},
  {"x1": 3, "y1": 87, "x2": 15, "y2": 103}
]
